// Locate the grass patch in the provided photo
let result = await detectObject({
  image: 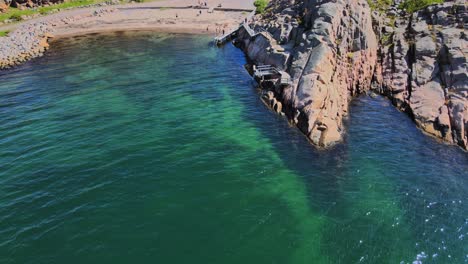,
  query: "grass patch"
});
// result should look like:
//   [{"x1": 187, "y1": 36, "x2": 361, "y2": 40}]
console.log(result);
[
  {"x1": 380, "y1": 33, "x2": 392, "y2": 45},
  {"x1": 367, "y1": 0, "x2": 392, "y2": 13},
  {"x1": 399, "y1": 0, "x2": 444, "y2": 12},
  {"x1": 0, "y1": 30, "x2": 10, "y2": 36},
  {"x1": 254, "y1": 0, "x2": 269, "y2": 14},
  {"x1": 10, "y1": 13, "x2": 24, "y2": 21},
  {"x1": 0, "y1": 0, "x2": 109, "y2": 22},
  {"x1": 0, "y1": 8, "x2": 35, "y2": 22}
]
